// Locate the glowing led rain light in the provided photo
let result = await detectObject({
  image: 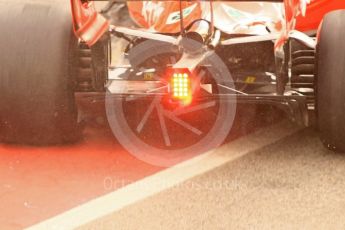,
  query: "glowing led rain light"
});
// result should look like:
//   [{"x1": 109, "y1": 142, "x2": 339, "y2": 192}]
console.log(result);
[{"x1": 170, "y1": 70, "x2": 193, "y2": 105}]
